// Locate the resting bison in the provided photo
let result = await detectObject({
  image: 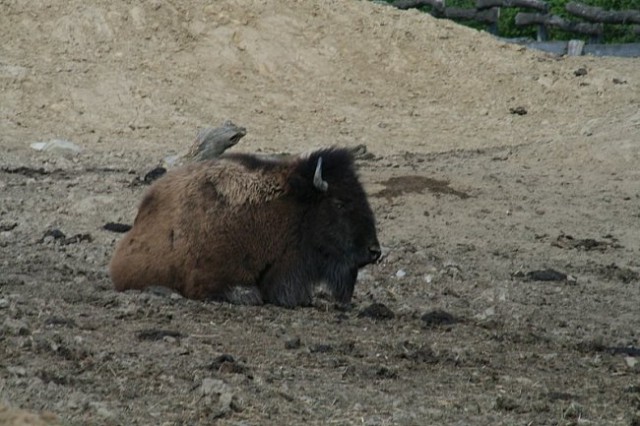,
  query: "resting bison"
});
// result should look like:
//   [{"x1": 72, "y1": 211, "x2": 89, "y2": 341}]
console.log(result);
[{"x1": 109, "y1": 148, "x2": 381, "y2": 307}]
